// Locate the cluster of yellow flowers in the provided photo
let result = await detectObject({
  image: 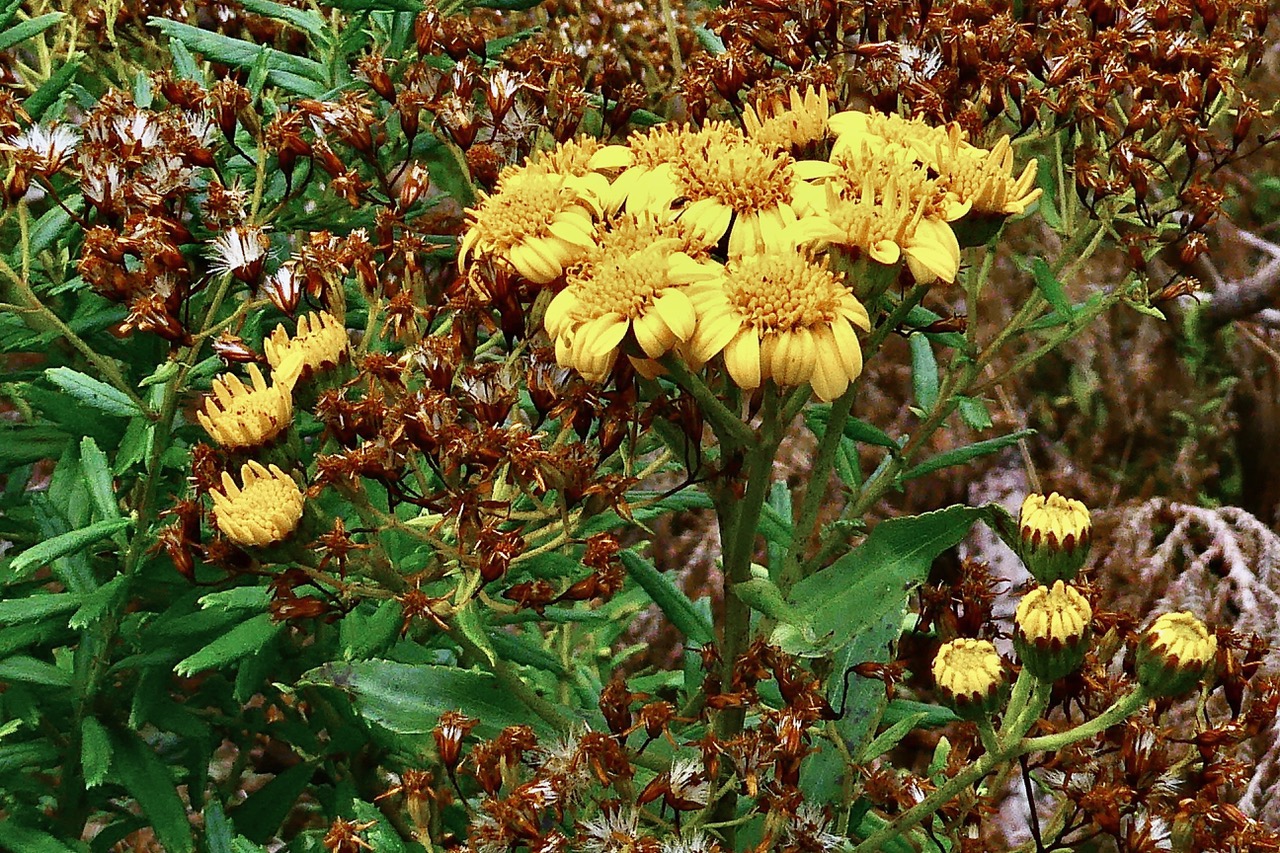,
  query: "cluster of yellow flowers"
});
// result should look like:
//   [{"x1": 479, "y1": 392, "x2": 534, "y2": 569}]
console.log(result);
[
  {"x1": 199, "y1": 312, "x2": 350, "y2": 548},
  {"x1": 459, "y1": 90, "x2": 1041, "y2": 402}
]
